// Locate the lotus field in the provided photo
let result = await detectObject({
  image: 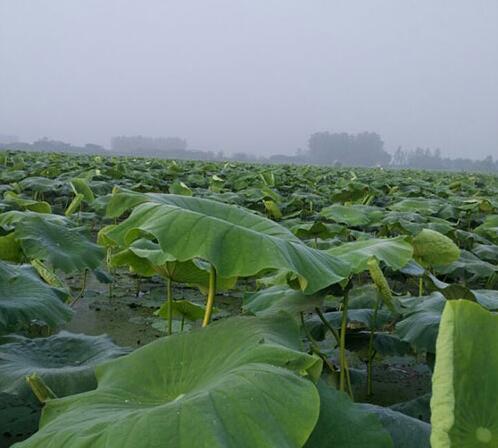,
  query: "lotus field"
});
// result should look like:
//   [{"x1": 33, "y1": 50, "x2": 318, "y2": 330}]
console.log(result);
[{"x1": 1, "y1": 149, "x2": 497, "y2": 448}]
